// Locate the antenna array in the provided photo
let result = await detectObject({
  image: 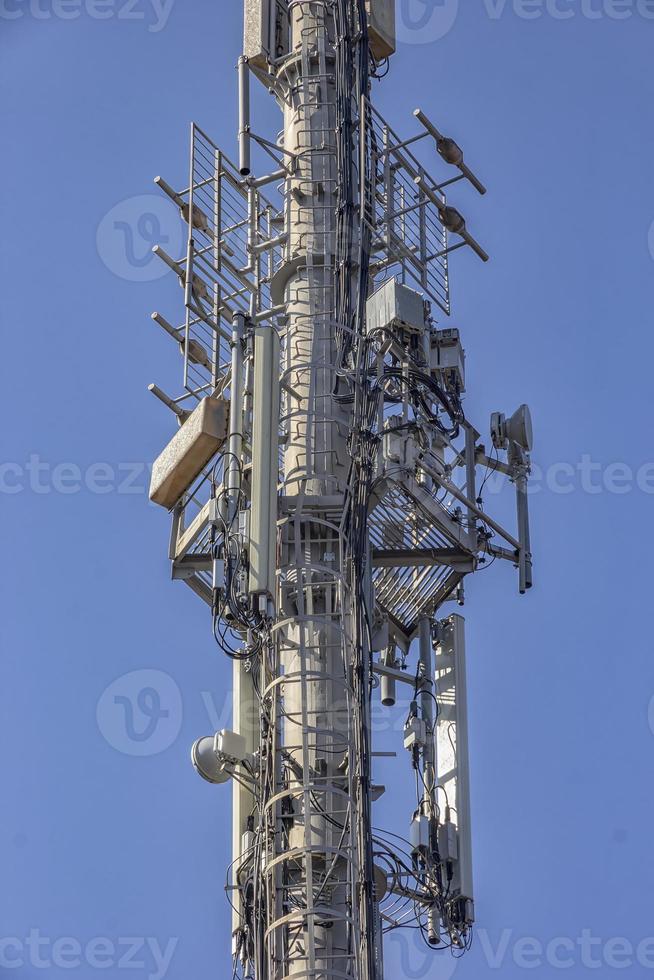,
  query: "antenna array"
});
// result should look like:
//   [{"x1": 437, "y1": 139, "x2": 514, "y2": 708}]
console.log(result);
[{"x1": 147, "y1": 3, "x2": 533, "y2": 978}]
